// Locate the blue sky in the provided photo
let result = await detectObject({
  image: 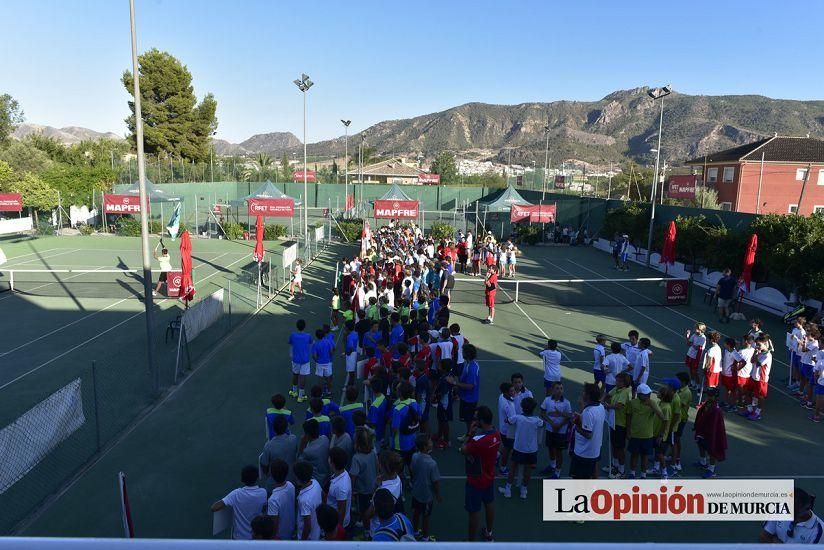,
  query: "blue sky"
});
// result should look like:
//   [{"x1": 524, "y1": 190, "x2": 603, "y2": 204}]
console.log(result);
[{"x1": 2, "y1": 0, "x2": 821, "y2": 143}]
